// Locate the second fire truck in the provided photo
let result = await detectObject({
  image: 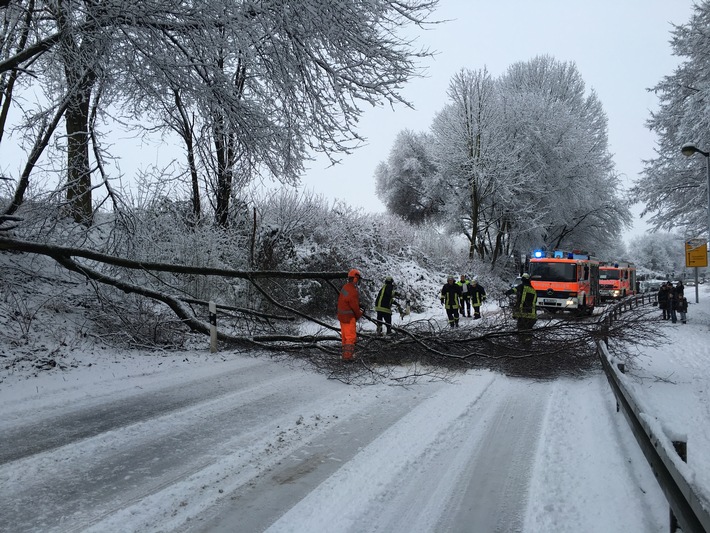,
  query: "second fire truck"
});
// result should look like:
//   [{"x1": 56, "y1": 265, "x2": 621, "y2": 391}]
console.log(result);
[
  {"x1": 528, "y1": 250, "x2": 601, "y2": 315},
  {"x1": 599, "y1": 262, "x2": 637, "y2": 301}
]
